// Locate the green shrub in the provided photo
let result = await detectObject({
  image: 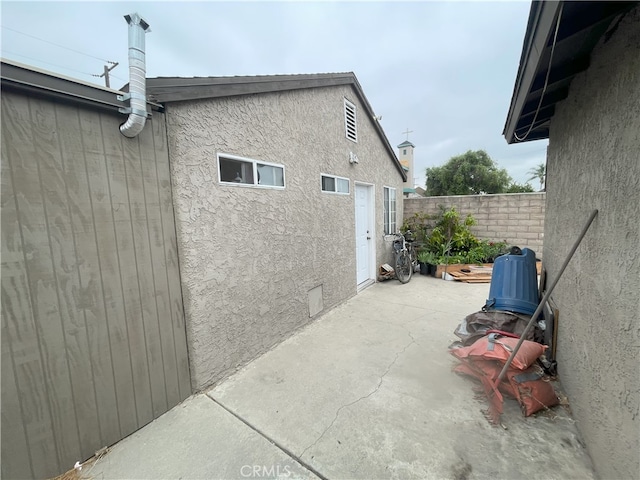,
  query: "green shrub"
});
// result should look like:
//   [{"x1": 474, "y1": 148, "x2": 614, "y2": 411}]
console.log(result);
[
  {"x1": 401, "y1": 212, "x2": 434, "y2": 246},
  {"x1": 422, "y1": 206, "x2": 510, "y2": 264},
  {"x1": 426, "y1": 206, "x2": 480, "y2": 258},
  {"x1": 478, "y1": 240, "x2": 510, "y2": 263}
]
